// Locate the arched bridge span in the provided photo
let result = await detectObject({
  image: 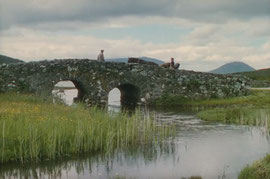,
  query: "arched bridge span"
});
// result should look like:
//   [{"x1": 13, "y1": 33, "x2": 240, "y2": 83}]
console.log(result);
[{"x1": 0, "y1": 59, "x2": 250, "y2": 106}]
